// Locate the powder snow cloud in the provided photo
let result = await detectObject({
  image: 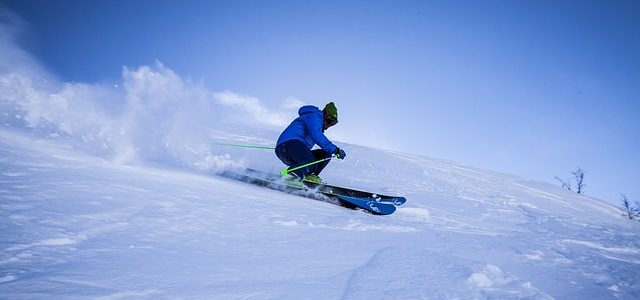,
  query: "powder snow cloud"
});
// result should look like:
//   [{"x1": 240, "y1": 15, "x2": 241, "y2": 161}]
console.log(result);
[{"x1": 0, "y1": 14, "x2": 301, "y2": 170}]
